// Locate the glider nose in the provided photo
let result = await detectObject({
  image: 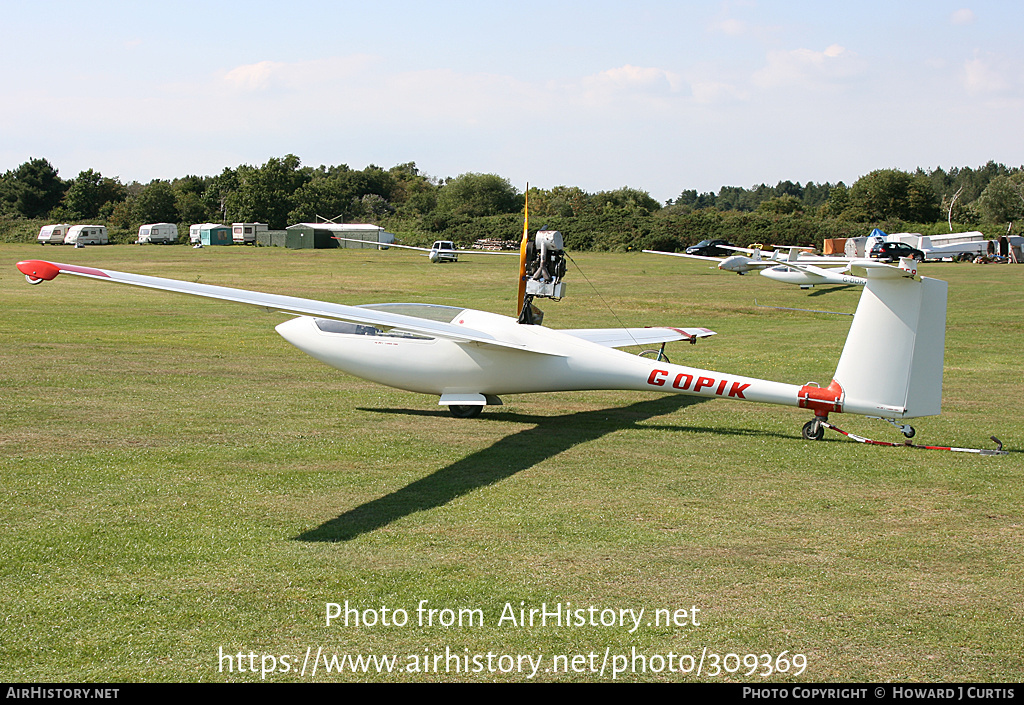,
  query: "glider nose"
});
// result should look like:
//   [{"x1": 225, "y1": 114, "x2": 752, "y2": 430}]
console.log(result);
[{"x1": 275, "y1": 316, "x2": 313, "y2": 347}]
